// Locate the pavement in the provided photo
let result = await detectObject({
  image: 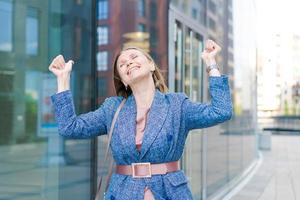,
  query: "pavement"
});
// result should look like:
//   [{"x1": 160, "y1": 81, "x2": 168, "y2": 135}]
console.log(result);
[{"x1": 231, "y1": 134, "x2": 300, "y2": 200}]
